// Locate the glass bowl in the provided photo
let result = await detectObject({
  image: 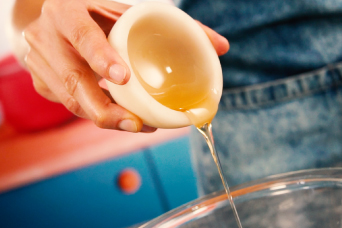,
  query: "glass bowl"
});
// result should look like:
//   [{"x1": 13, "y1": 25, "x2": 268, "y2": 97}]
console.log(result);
[{"x1": 140, "y1": 168, "x2": 342, "y2": 228}]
